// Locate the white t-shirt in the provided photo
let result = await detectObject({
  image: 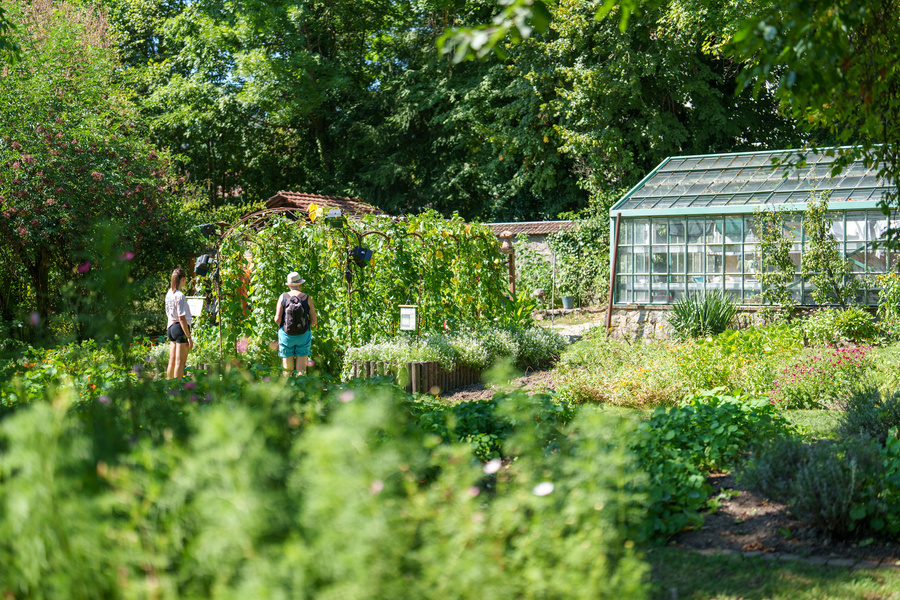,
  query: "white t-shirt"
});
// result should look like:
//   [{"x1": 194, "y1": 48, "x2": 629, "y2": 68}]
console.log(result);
[{"x1": 165, "y1": 289, "x2": 192, "y2": 329}]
